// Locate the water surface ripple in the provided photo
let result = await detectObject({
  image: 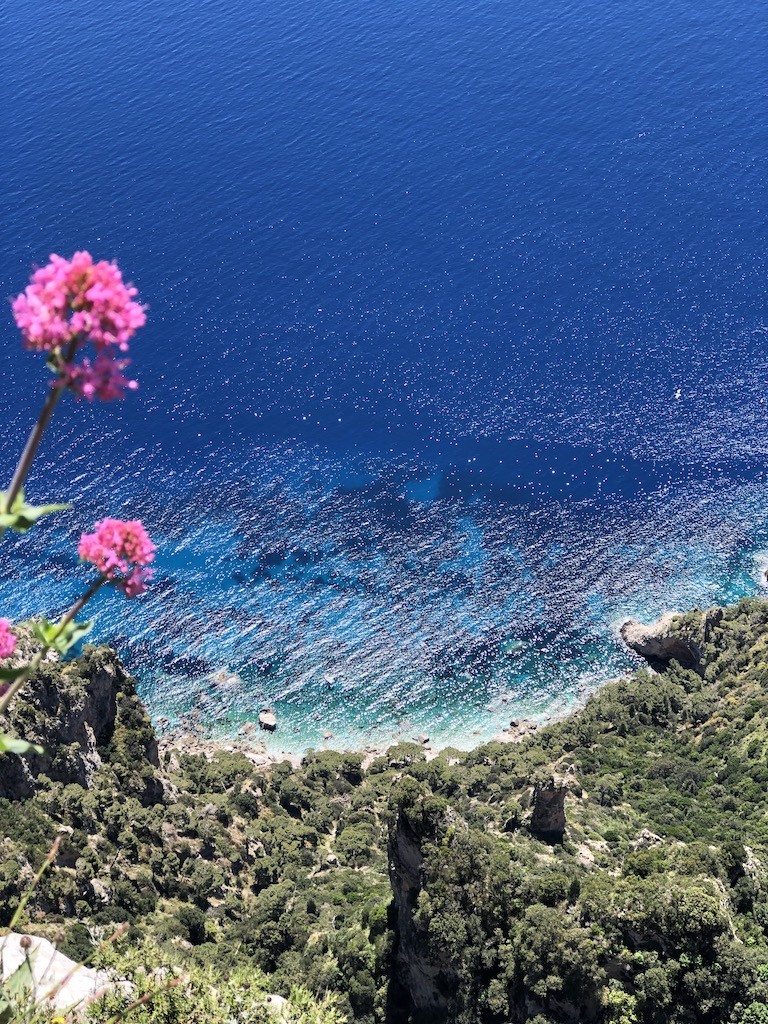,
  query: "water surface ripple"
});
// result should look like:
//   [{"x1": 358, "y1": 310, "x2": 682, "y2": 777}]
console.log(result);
[{"x1": 1, "y1": 0, "x2": 766, "y2": 749}]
